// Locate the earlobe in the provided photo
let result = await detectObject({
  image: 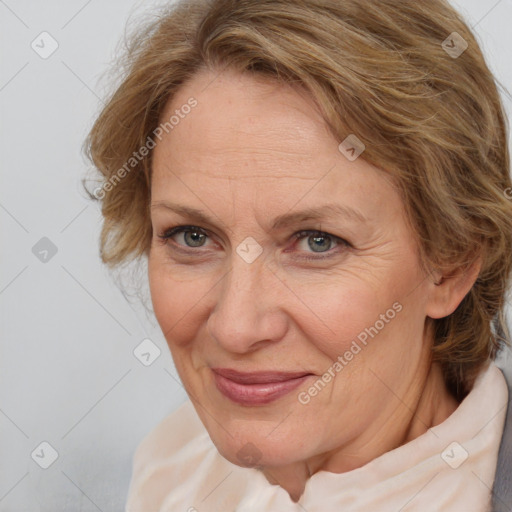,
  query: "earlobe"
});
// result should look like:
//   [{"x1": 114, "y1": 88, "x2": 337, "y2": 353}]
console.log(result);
[{"x1": 426, "y1": 257, "x2": 481, "y2": 319}]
